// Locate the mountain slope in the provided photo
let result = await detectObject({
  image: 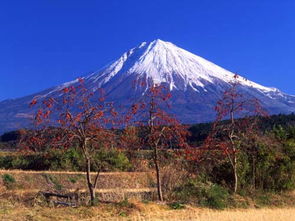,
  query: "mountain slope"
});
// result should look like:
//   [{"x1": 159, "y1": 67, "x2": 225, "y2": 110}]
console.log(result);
[{"x1": 1, "y1": 39, "x2": 295, "y2": 134}]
